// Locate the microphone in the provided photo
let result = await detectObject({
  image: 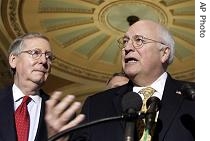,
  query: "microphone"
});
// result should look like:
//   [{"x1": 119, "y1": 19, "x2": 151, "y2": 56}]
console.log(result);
[
  {"x1": 180, "y1": 83, "x2": 195, "y2": 100},
  {"x1": 145, "y1": 96, "x2": 161, "y2": 134},
  {"x1": 121, "y1": 92, "x2": 143, "y2": 141}
]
